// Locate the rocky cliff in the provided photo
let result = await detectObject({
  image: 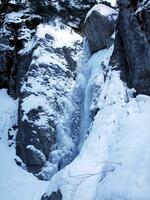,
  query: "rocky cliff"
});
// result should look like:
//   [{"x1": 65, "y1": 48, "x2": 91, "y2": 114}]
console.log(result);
[
  {"x1": 0, "y1": 0, "x2": 98, "y2": 179},
  {"x1": 111, "y1": 0, "x2": 150, "y2": 95},
  {"x1": 0, "y1": 0, "x2": 150, "y2": 200}
]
